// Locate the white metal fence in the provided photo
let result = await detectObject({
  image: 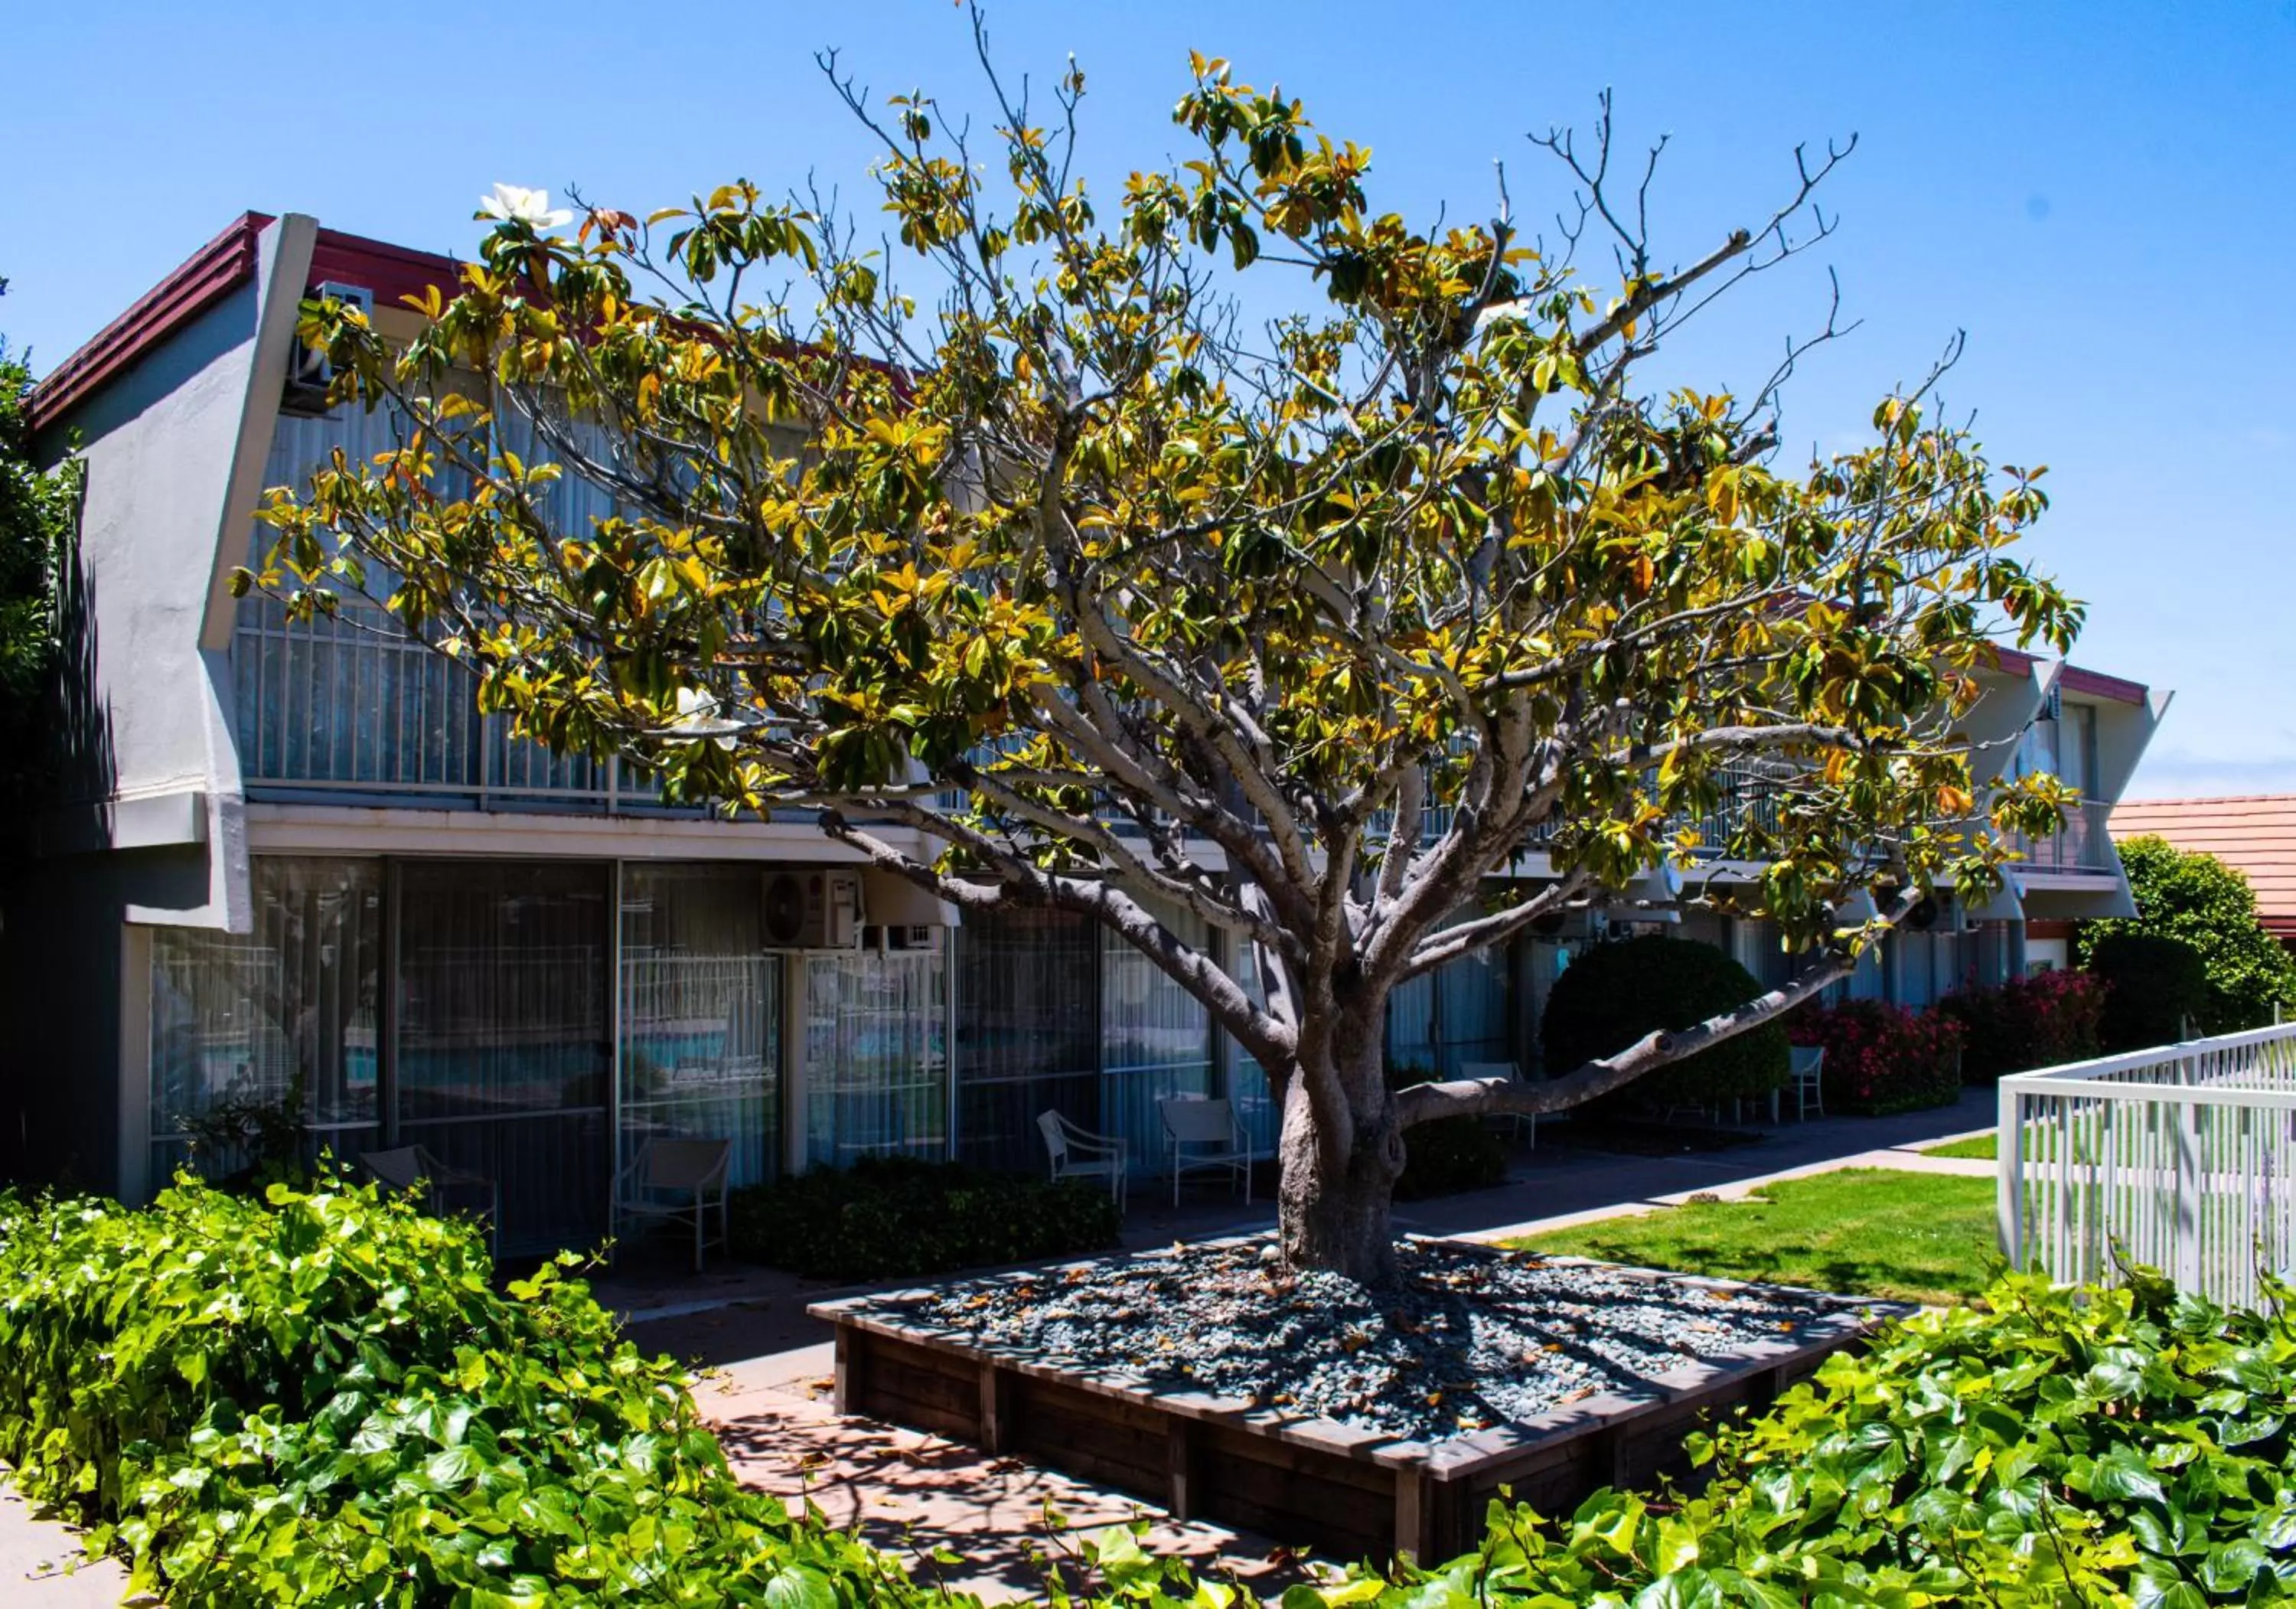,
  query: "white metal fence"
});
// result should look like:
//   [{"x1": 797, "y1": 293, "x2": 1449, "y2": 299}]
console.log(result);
[{"x1": 1999, "y1": 1023, "x2": 2296, "y2": 1307}]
